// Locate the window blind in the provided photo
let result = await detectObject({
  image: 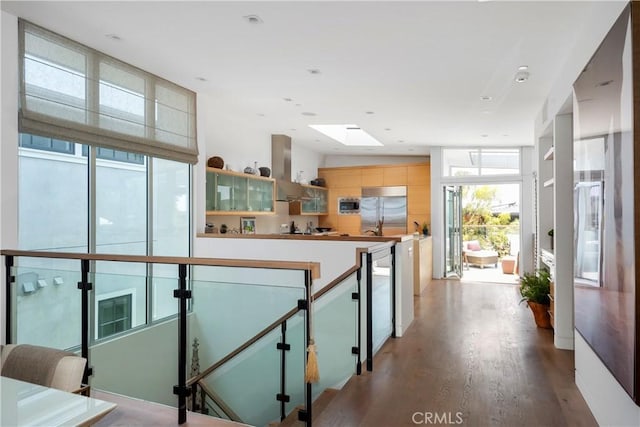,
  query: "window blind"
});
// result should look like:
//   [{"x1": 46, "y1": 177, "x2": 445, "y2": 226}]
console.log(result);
[{"x1": 18, "y1": 20, "x2": 198, "y2": 164}]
